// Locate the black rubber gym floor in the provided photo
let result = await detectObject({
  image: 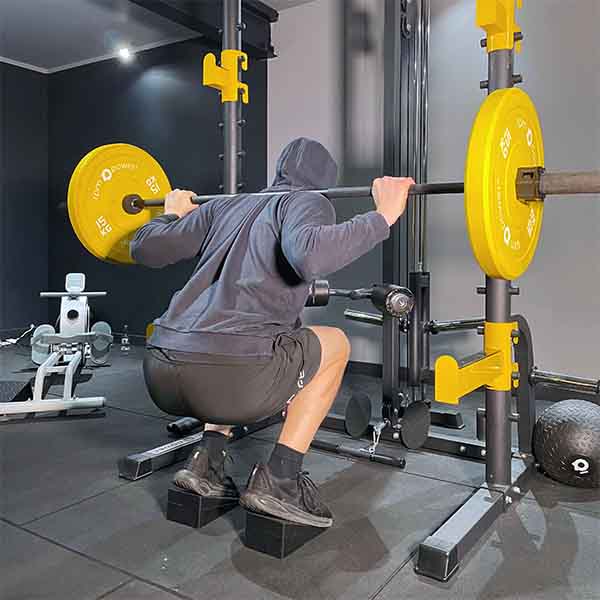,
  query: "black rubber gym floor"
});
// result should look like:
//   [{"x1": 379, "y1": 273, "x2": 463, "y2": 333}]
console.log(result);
[{"x1": 1, "y1": 346, "x2": 599, "y2": 600}]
